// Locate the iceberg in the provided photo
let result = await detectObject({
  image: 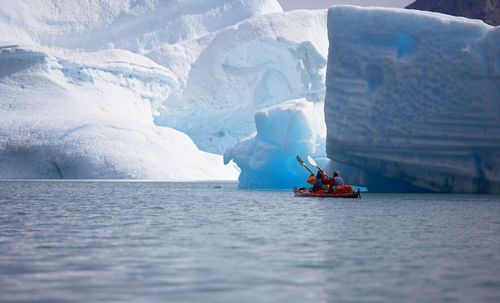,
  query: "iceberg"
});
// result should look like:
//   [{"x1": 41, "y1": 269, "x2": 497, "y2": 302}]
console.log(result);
[
  {"x1": 325, "y1": 6, "x2": 500, "y2": 193},
  {"x1": 0, "y1": 0, "x2": 329, "y2": 179},
  {"x1": 149, "y1": 9, "x2": 328, "y2": 154},
  {"x1": 0, "y1": 0, "x2": 283, "y2": 51},
  {"x1": 224, "y1": 99, "x2": 326, "y2": 189},
  {"x1": 0, "y1": 43, "x2": 238, "y2": 179}
]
